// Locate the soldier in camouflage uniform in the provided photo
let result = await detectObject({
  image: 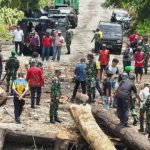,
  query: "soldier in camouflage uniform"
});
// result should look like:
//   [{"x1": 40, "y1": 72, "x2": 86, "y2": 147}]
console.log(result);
[
  {"x1": 118, "y1": 66, "x2": 132, "y2": 83},
  {"x1": 50, "y1": 69, "x2": 62, "y2": 123},
  {"x1": 142, "y1": 95, "x2": 150, "y2": 139},
  {"x1": 86, "y1": 54, "x2": 100, "y2": 103},
  {"x1": 5, "y1": 50, "x2": 20, "y2": 93},
  {"x1": 65, "y1": 27, "x2": 73, "y2": 54},
  {"x1": 142, "y1": 37, "x2": 150, "y2": 74}
]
